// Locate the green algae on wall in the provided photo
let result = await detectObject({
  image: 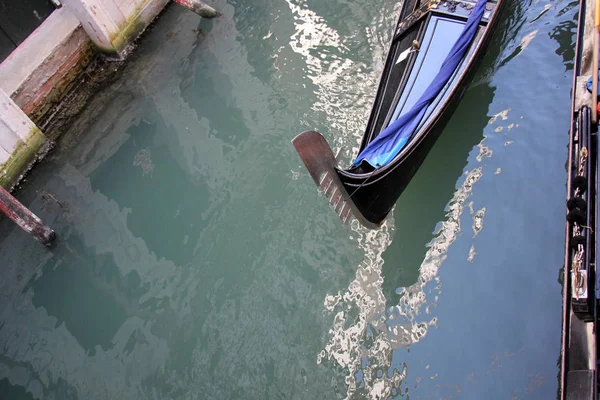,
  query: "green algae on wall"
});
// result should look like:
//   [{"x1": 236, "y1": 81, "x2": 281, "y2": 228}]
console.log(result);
[
  {"x1": 96, "y1": 0, "x2": 169, "y2": 55},
  {"x1": 0, "y1": 128, "x2": 46, "y2": 190}
]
